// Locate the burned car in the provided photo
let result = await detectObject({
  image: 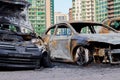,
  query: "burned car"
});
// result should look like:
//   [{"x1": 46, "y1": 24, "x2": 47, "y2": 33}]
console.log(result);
[
  {"x1": 0, "y1": 0, "x2": 51, "y2": 68},
  {"x1": 42, "y1": 21, "x2": 120, "y2": 66},
  {"x1": 102, "y1": 17, "x2": 120, "y2": 31}
]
